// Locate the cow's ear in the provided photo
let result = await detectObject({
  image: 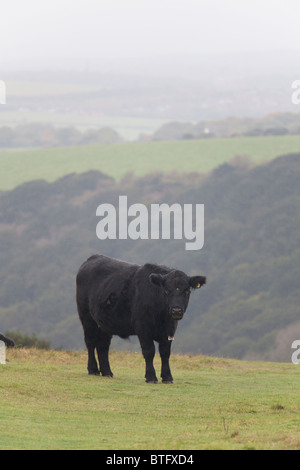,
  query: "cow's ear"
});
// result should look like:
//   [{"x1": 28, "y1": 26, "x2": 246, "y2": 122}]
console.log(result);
[
  {"x1": 149, "y1": 273, "x2": 165, "y2": 287},
  {"x1": 189, "y1": 275, "x2": 206, "y2": 289}
]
